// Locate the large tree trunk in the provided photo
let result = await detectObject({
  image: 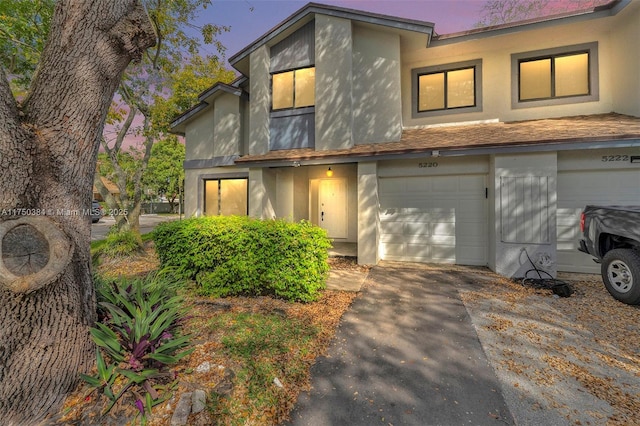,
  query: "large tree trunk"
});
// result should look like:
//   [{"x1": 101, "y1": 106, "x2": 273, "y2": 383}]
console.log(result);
[{"x1": 0, "y1": 1, "x2": 155, "y2": 424}]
